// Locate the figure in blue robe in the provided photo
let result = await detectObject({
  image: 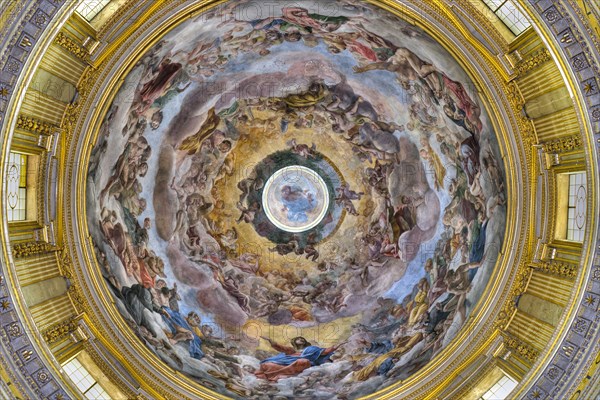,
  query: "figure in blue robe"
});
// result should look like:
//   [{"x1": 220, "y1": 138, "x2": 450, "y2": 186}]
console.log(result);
[
  {"x1": 162, "y1": 308, "x2": 204, "y2": 360},
  {"x1": 261, "y1": 344, "x2": 333, "y2": 366},
  {"x1": 281, "y1": 185, "x2": 316, "y2": 223},
  {"x1": 255, "y1": 336, "x2": 340, "y2": 381}
]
